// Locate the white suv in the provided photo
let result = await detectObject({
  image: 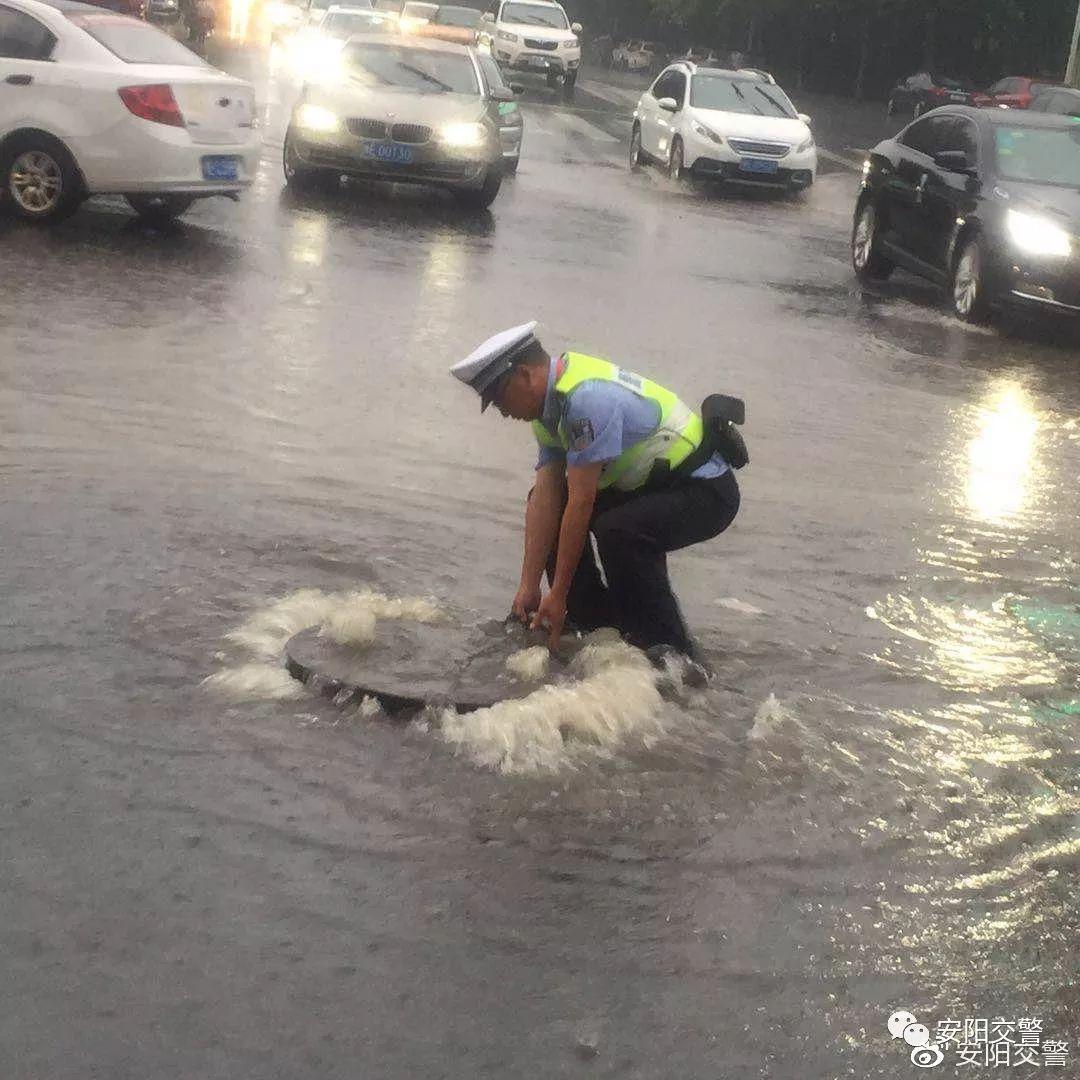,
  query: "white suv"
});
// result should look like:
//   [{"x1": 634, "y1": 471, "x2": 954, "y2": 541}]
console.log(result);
[
  {"x1": 479, "y1": 0, "x2": 581, "y2": 95},
  {"x1": 630, "y1": 62, "x2": 817, "y2": 194}
]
